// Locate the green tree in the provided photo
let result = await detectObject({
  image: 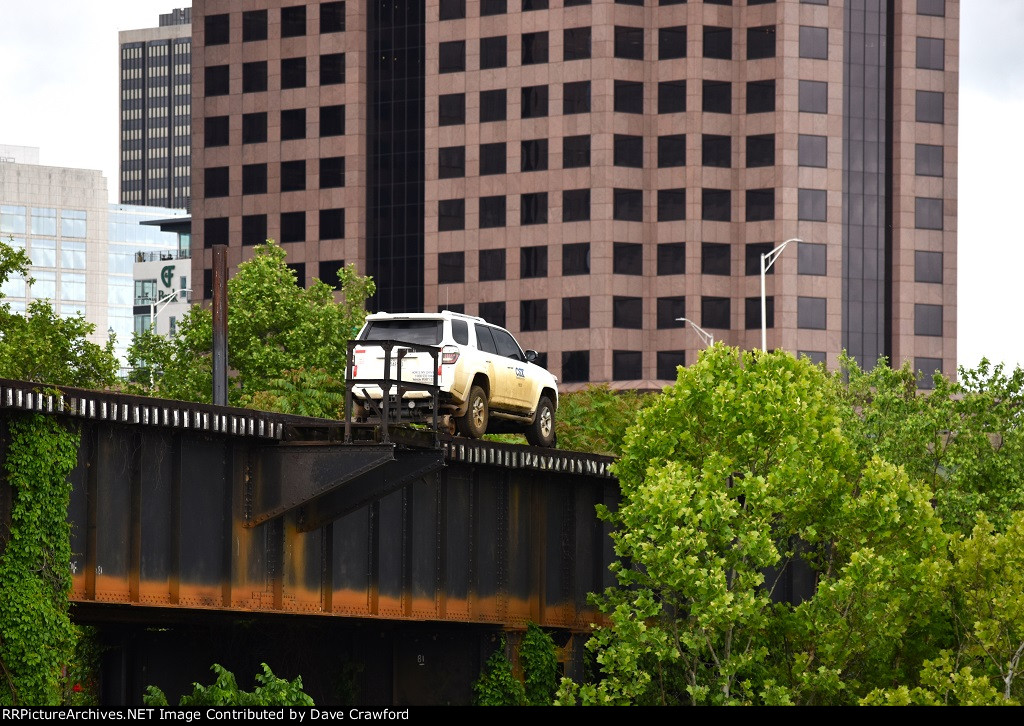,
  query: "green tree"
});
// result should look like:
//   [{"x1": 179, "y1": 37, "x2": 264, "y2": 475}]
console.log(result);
[
  {"x1": 554, "y1": 385, "x2": 654, "y2": 456},
  {"x1": 143, "y1": 663, "x2": 313, "y2": 707}
]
